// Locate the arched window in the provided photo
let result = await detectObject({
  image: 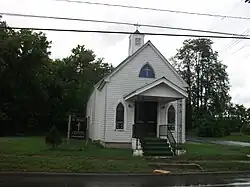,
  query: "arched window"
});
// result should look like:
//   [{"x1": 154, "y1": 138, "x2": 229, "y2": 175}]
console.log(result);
[
  {"x1": 139, "y1": 63, "x2": 155, "y2": 78},
  {"x1": 116, "y1": 103, "x2": 124, "y2": 130},
  {"x1": 167, "y1": 105, "x2": 175, "y2": 130}
]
